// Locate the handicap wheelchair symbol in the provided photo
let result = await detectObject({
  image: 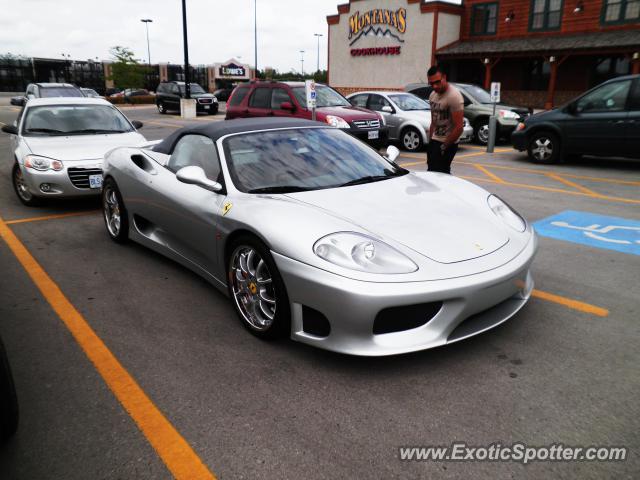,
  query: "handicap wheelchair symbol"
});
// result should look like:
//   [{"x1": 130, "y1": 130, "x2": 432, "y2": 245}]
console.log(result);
[{"x1": 550, "y1": 221, "x2": 640, "y2": 245}]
